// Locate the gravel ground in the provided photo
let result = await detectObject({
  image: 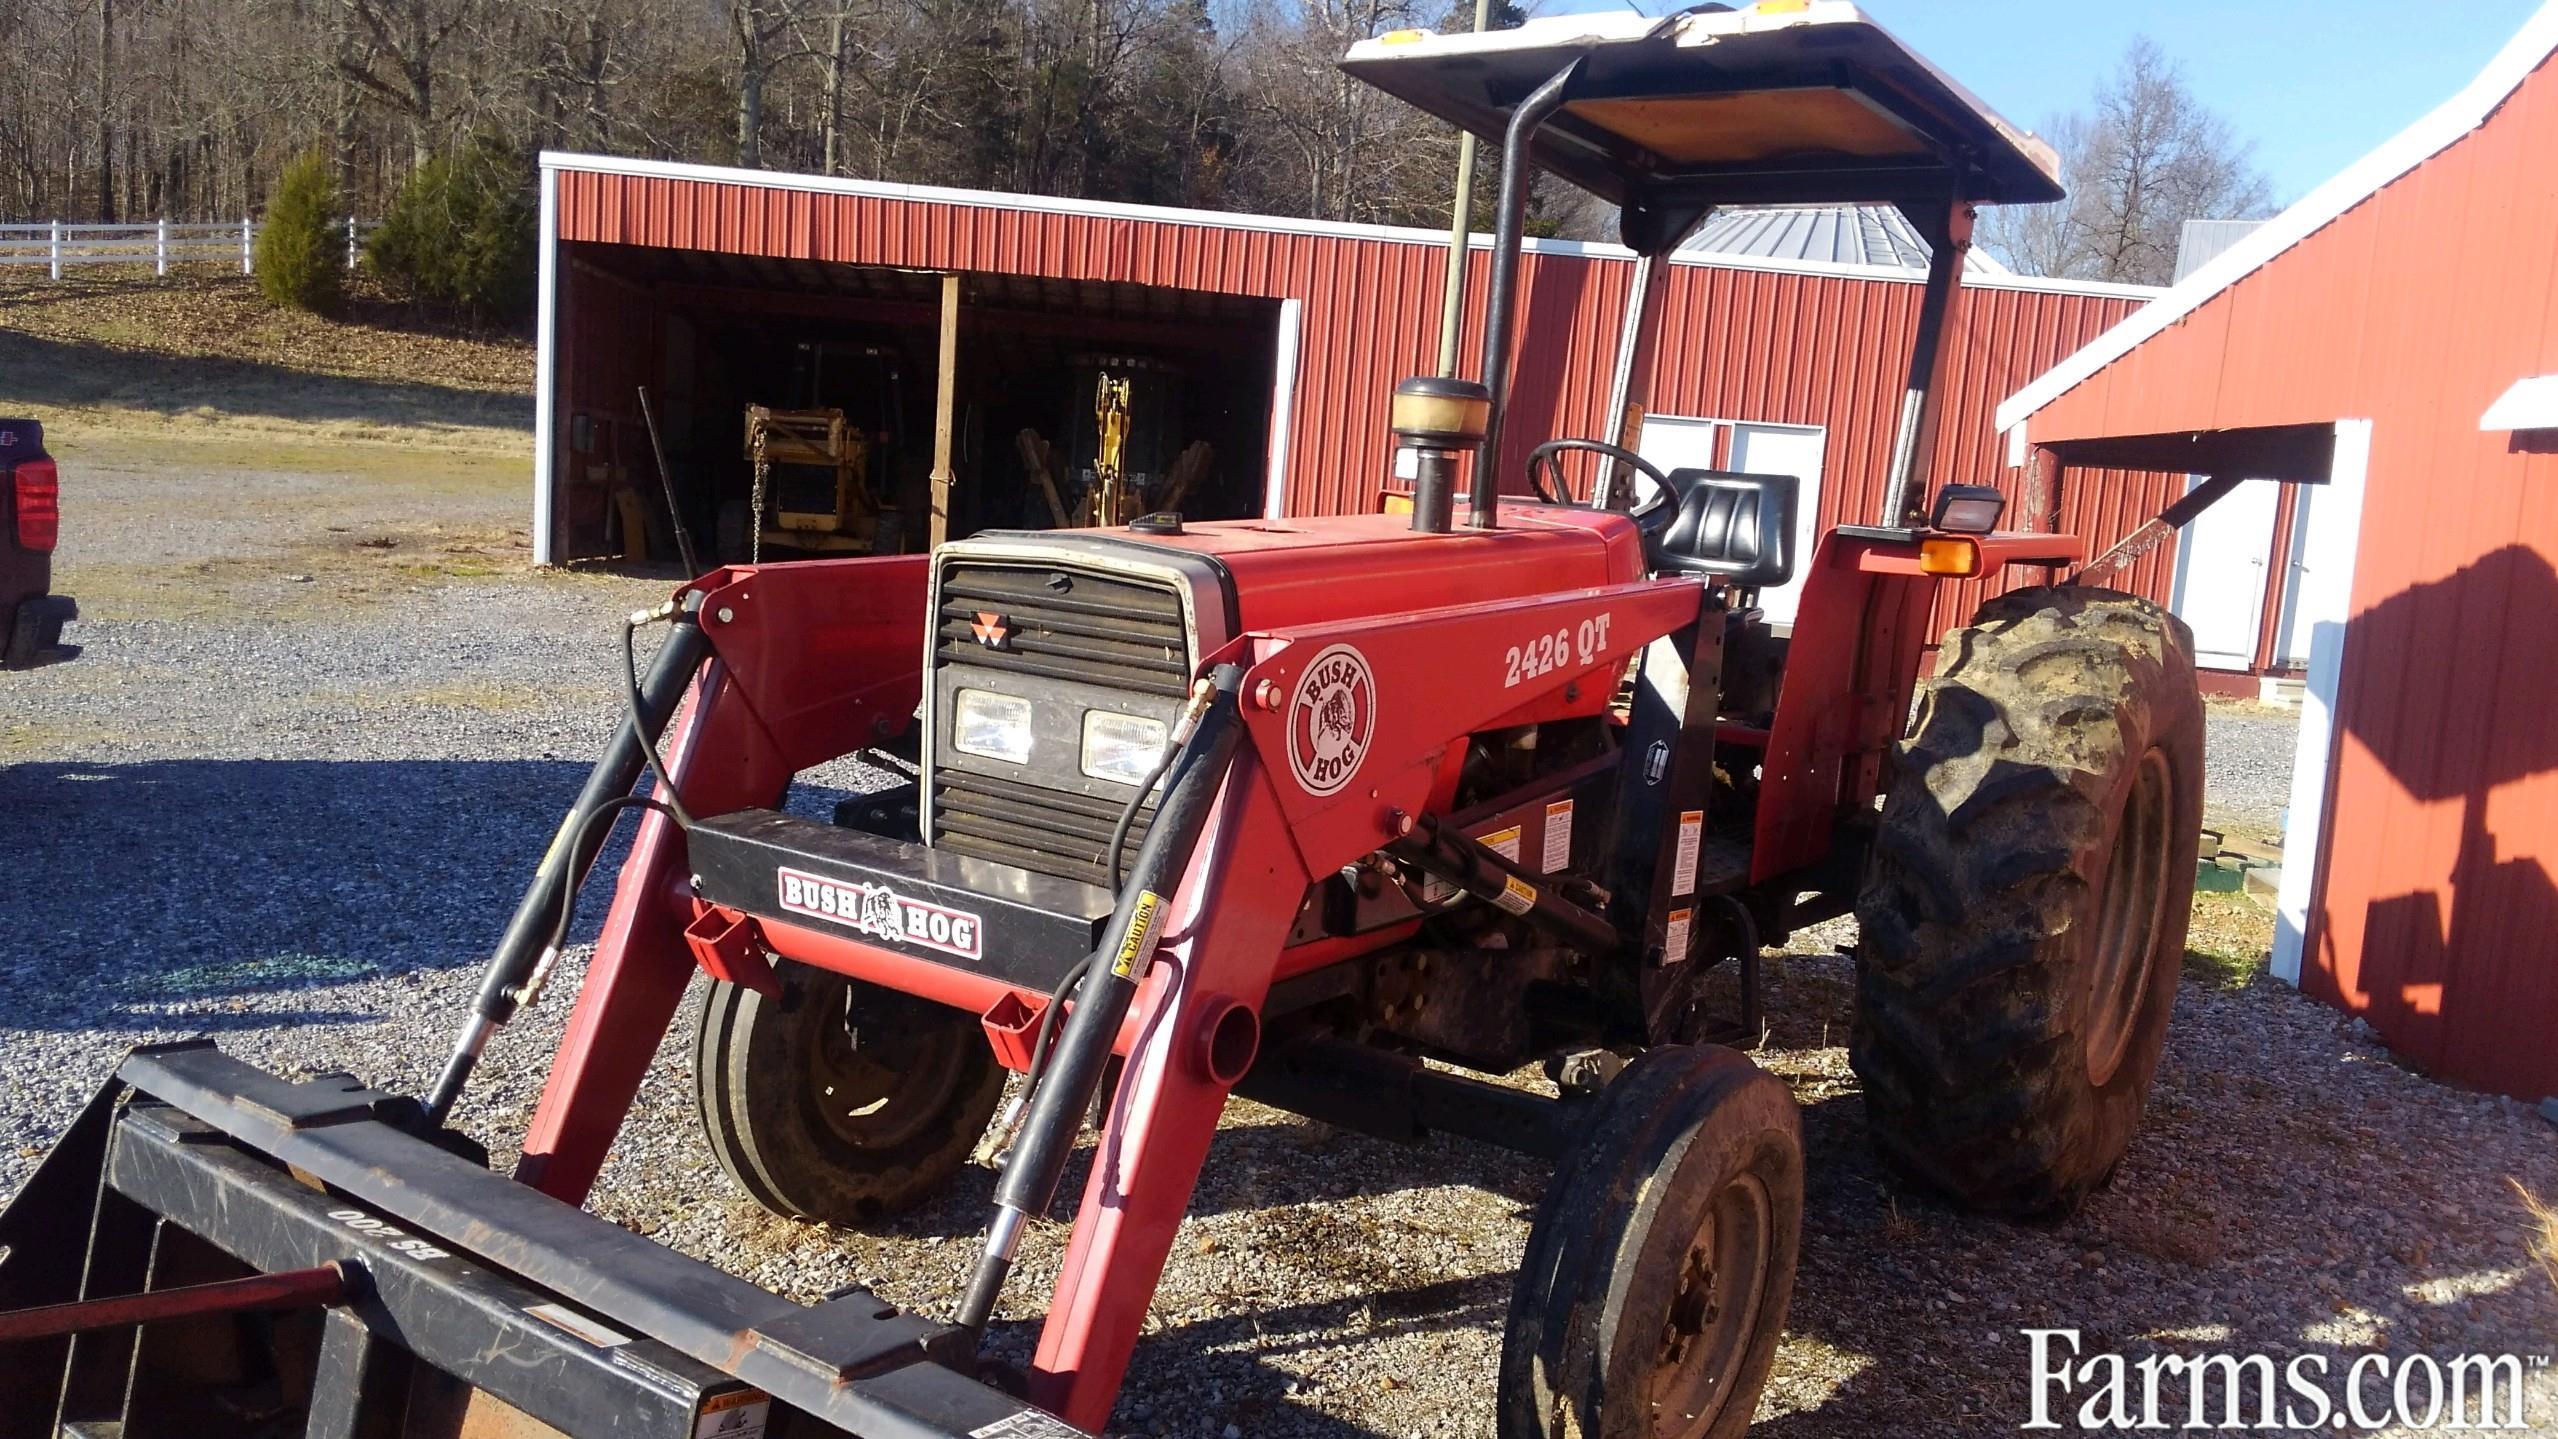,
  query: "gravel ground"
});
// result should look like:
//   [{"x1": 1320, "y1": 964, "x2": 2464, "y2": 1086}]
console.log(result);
[
  {"x1": 4, "y1": 435, "x2": 2553, "y2": 1437},
  {"x1": 2202, "y1": 698, "x2": 2302, "y2": 841}
]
